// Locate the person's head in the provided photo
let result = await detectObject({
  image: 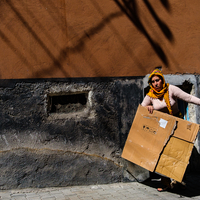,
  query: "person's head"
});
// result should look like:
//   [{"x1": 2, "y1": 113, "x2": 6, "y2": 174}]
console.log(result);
[
  {"x1": 151, "y1": 75, "x2": 163, "y2": 91},
  {"x1": 148, "y1": 69, "x2": 165, "y2": 92}
]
